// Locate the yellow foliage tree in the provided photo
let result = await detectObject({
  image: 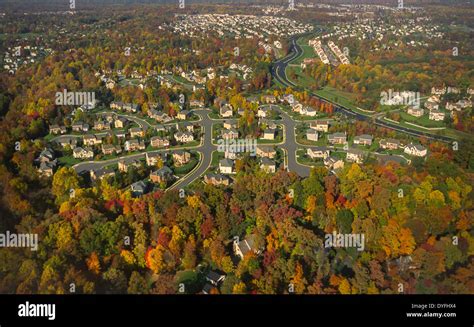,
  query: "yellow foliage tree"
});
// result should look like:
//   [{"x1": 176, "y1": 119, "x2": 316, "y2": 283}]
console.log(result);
[
  {"x1": 86, "y1": 252, "x2": 101, "y2": 275},
  {"x1": 338, "y1": 278, "x2": 351, "y2": 294}
]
